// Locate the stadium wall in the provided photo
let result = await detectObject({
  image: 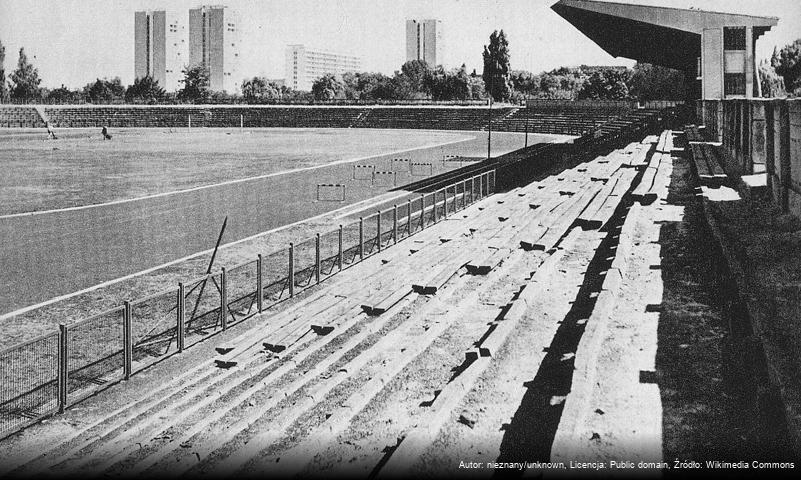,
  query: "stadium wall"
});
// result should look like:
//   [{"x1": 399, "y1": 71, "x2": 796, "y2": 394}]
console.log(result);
[
  {"x1": 698, "y1": 98, "x2": 801, "y2": 219},
  {"x1": 0, "y1": 103, "x2": 663, "y2": 136}
]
